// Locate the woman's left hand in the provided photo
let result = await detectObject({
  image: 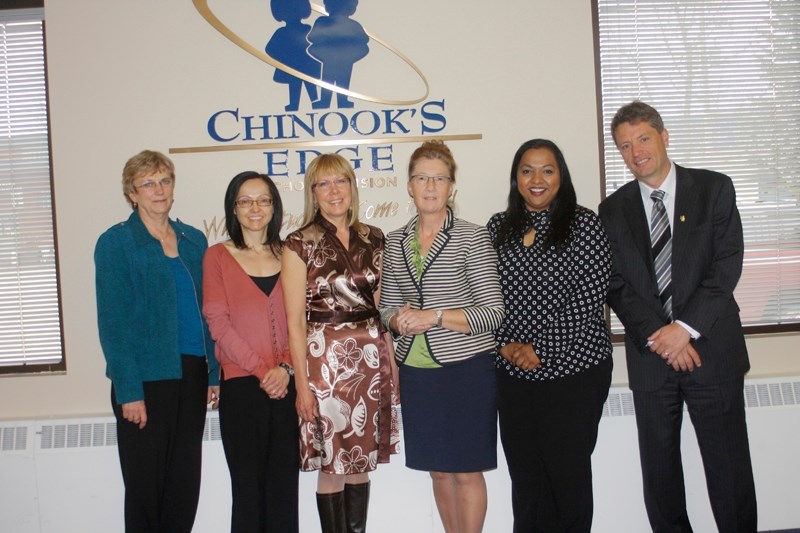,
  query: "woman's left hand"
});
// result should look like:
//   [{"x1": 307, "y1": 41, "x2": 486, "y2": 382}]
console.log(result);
[
  {"x1": 260, "y1": 367, "x2": 290, "y2": 399},
  {"x1": 394, "y1": 303, "x2": 435, "y2": 336},
  {"x1": 207, "y1": 386, "x2": 220, "y2": 409},
  {"x1": 500, "y1": 342, "x2": 541, "y2": 371}
]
